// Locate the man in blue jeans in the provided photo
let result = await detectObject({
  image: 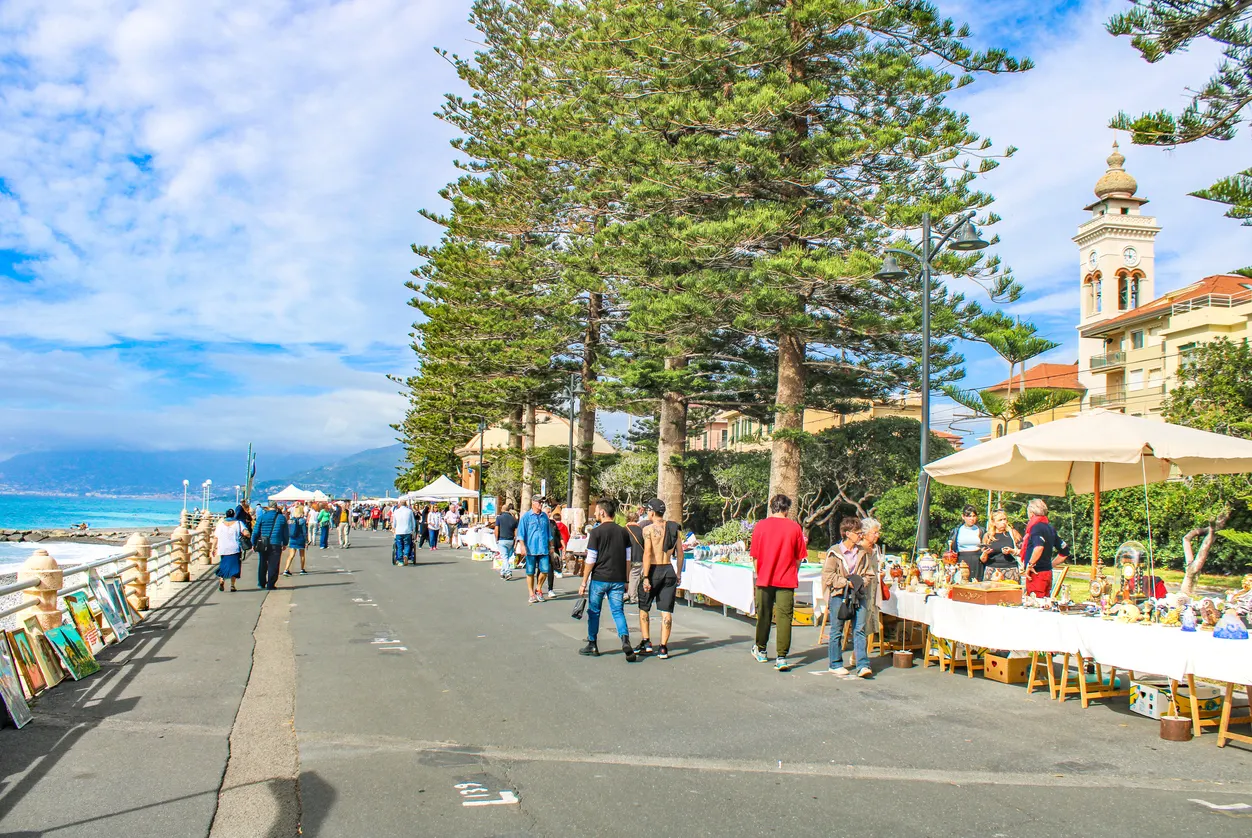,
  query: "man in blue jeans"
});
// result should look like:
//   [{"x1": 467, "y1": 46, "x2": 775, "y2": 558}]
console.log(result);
[
  {"x1": 516, "y1": 495, "x2": 553, "y2": 603},
  {"x1": 493, "y1": 502, "x2": 519, "y2": 581},
  {"x1": 579, "y1": 498, "x2": 636, "y2": 661}
]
